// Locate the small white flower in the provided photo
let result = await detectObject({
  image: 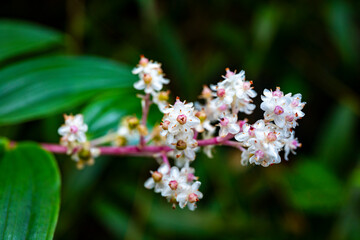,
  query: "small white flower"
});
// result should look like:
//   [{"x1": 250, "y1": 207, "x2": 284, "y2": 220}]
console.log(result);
[
  {"x1": 218, "y1": 113, "x2": 240, "y2": 137},
  {"x1": 152, "y1": 91, "x2": 170, "y2": 113},
  {"x1": 170, "y1": 132, "x2": 198, "y2": 161},
  {"x1": 176, "y1": 181, "x2": 203, "y2": 211},
  {"x1": 144, "y1": 164, "x2": 170, "y2": 193},
  {"x1": 58, "y1": 114, "x2": 88, "y2": 143},
  {"x1": 161, "y1": 98, "x2": 200, "y2": 140},
  {"x1": 133, "y1": 56, "x2": 169, "y2": 94},
  {"x1": 282, "y1": 132, "x2": 302, "y2": 160},
  {"x1": 161, "y1": 167, "x2": 187, "y2": 198}
]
